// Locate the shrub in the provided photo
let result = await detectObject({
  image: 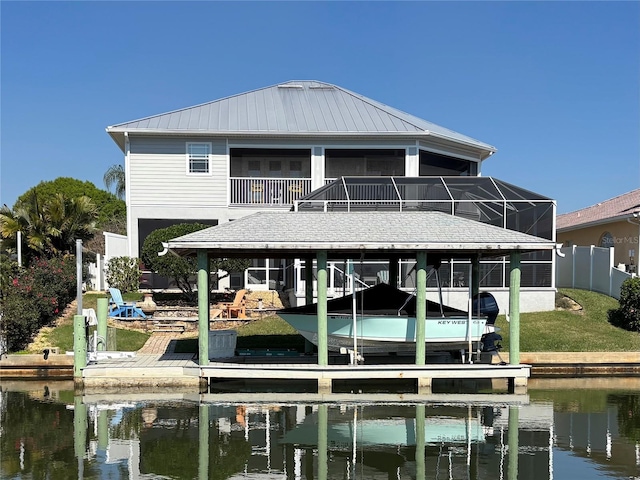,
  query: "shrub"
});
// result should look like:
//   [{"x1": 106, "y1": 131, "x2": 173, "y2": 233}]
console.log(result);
[
  {"x1": 609, "y1": 277, "x2": 640, "y2": 332},
  {"x1": 105, "y1": 256, "x2": 141, "y2": 293},
  {"x1": 141, "y1": 223, "x2": 251, "y2": 301},
  {"x1": 1, "y1": 256, "x2": 76, "y2": 351},
  {"x1": 141, "y1": 223, "x2": 210, "y2": 301}
]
